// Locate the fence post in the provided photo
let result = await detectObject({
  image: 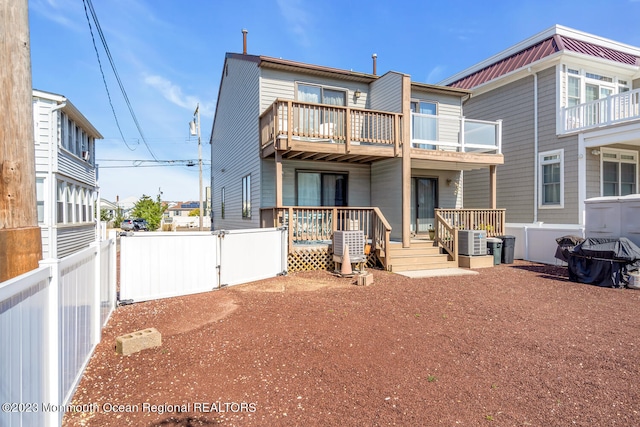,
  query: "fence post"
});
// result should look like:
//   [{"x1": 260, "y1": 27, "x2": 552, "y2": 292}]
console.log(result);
[
  {"x1": 91, "y1": 242, "x2": 101, "y2": 345},
  {"x1": 39, "y1": 258, "x2": 60, "y2": 427}
]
